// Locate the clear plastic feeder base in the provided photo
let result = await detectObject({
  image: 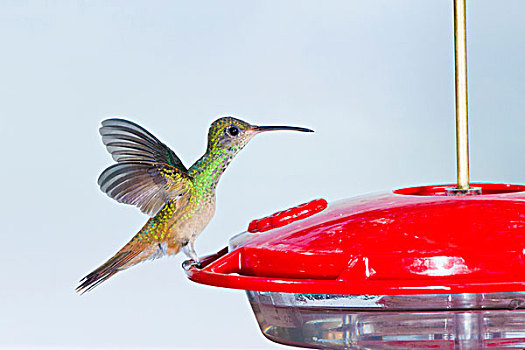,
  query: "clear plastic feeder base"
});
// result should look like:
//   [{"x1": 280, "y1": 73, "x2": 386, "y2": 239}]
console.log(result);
[{"x1": 247, "y1": 291, "x2": 525, "y2": 349}]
